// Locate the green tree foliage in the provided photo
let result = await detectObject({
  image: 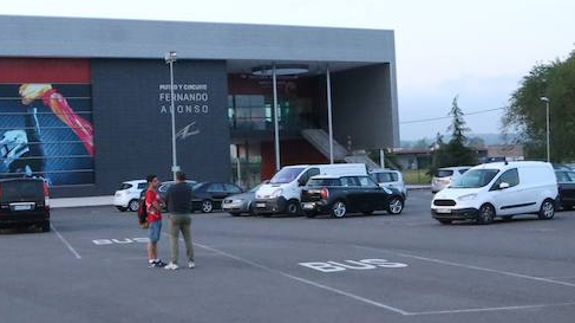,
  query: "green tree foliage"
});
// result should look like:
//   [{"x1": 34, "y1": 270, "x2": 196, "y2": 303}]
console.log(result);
[
  {"x1": 430, "y1": 97, "x2": 477, "y2": 174},
  {"x1": 503, "y1": 49, "x2": 575, "y2": 162},
  {"x1": 411, "y1": 138, "x2": 429, "y2": 149}
]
